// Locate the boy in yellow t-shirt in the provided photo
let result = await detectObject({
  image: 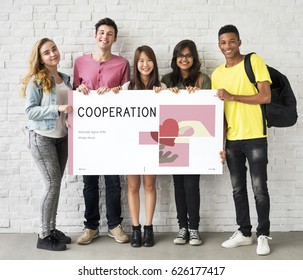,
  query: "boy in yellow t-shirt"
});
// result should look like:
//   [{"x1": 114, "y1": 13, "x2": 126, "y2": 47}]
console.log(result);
[{"x1": 212, "y1": 24, "x2": 272, "y2": 256}]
